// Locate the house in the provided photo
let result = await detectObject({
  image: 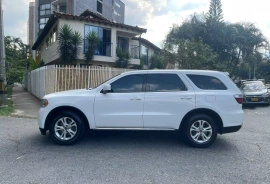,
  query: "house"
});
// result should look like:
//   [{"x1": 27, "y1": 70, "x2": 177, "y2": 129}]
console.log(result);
[
  {"x1": 132, "y1": 37, "x2": 161, "y2": 69},
  {"x1": 32, "y1": 10, "x2": 147, "y2": 67}
]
